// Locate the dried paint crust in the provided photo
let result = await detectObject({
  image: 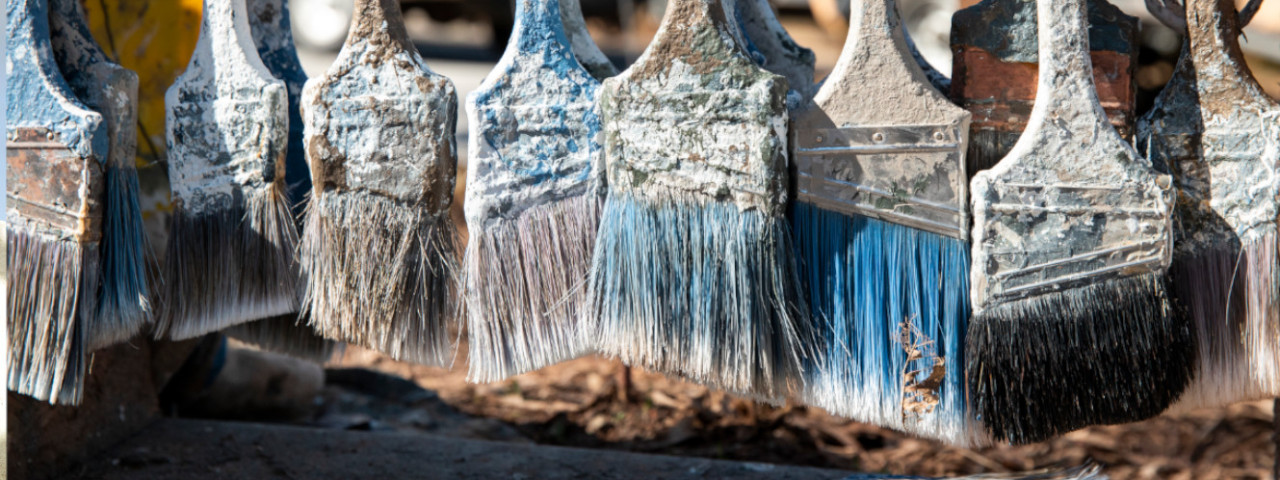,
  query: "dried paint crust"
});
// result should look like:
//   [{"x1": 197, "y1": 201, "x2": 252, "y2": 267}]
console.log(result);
[{"x1": 301, "y1": 0, "x2": 459, "y2": 366}]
